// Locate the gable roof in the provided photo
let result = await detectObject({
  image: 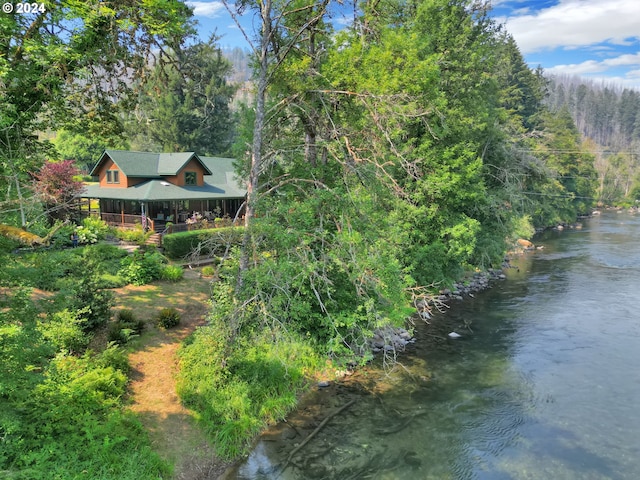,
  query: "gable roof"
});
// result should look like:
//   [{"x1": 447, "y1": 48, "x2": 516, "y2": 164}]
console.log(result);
[
  {"x1": 89, "y1": 150, "x2": 212, "y2": 177},
  {"x1": 81, "y1": 153, "x2": 246, "y2": 201}
]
